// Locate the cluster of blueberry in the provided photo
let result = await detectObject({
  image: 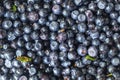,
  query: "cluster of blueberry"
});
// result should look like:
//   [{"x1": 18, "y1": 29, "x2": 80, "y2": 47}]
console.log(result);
[{"x1": 0, "y1": 0, "x2": 120, "y2": 80}]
